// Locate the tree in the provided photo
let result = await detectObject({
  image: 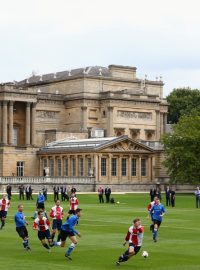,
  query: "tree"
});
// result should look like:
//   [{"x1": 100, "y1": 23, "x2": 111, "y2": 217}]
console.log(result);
[
  {"x1": 167, "y1": 88, "x2": 200, "y2": 124},
  {"x1": 162, "y1": 109, "x2": 200, "y2": 183}
]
